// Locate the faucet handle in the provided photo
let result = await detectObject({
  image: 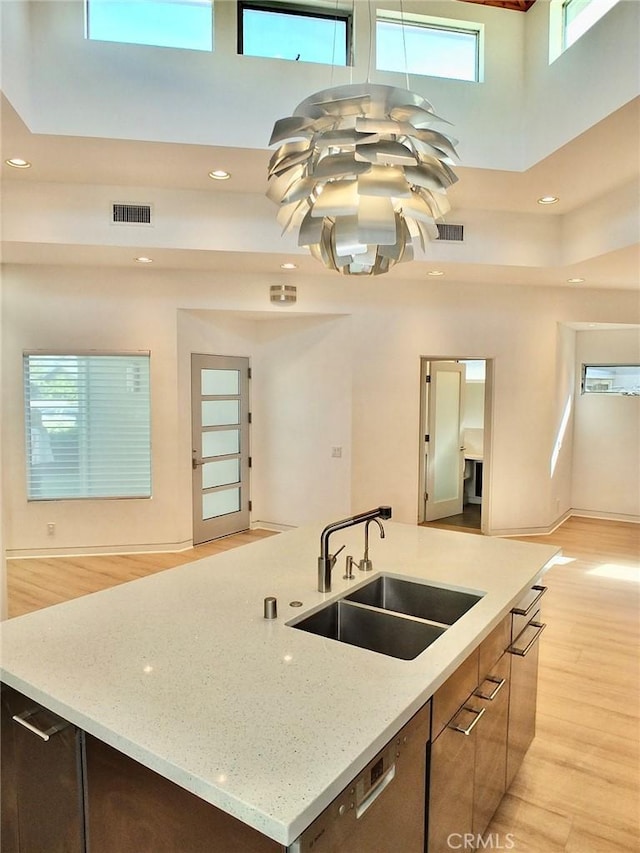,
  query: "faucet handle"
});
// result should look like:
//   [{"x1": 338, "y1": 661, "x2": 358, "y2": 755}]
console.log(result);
[{"x1": 330, "y1": 544, "x2": 346, "y2": 565}]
